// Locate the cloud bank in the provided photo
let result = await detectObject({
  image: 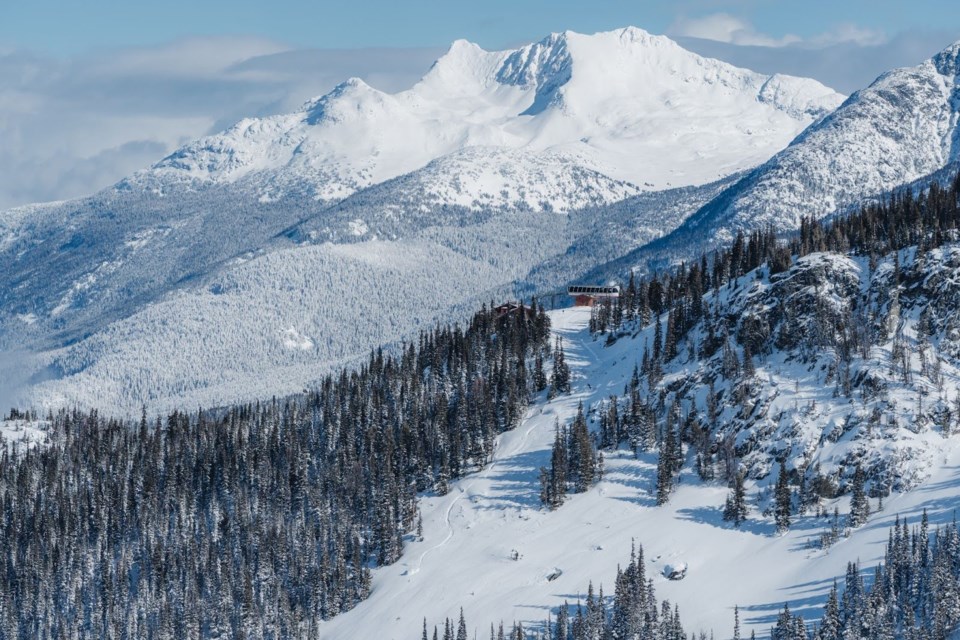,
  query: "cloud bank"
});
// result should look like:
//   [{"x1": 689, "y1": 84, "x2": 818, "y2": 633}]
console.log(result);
[
  {"x1": 668, "y1": 13, "x2": 889, "y2": 49},
  {"x1": 674, "y1": 28, "x2": 958, "y2": 95},
  {"x1": 669, "y1": 13, "x2": 804, "y2": 47},
  {"x1": 0, "y1": 37, "x2": 441, "y2": 210}
]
